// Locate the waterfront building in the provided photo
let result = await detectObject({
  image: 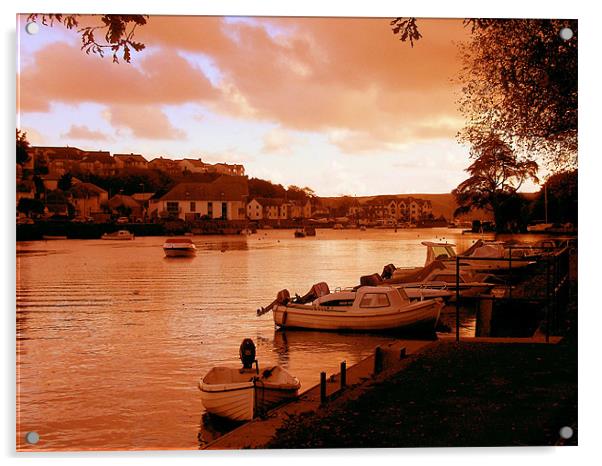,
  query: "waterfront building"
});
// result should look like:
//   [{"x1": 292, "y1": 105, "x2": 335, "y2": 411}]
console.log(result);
[
  {"x1": 246, "y1": 198, "x2": 290, "y2": 220},
  {"x1": 150, "y1": 176, "x2": 249, "y2": 221},
  {"x1": 69, "y1": 182, "x2": 109, "y2": 218}
]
